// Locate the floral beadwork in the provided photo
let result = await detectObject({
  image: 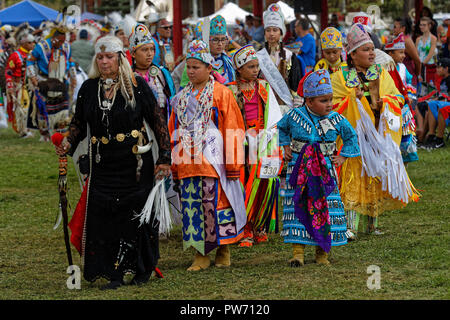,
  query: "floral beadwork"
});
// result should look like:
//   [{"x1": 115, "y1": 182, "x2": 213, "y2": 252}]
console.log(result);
[{"x1": 176, "y1": 76, "x2": 215, "y2": 157}]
